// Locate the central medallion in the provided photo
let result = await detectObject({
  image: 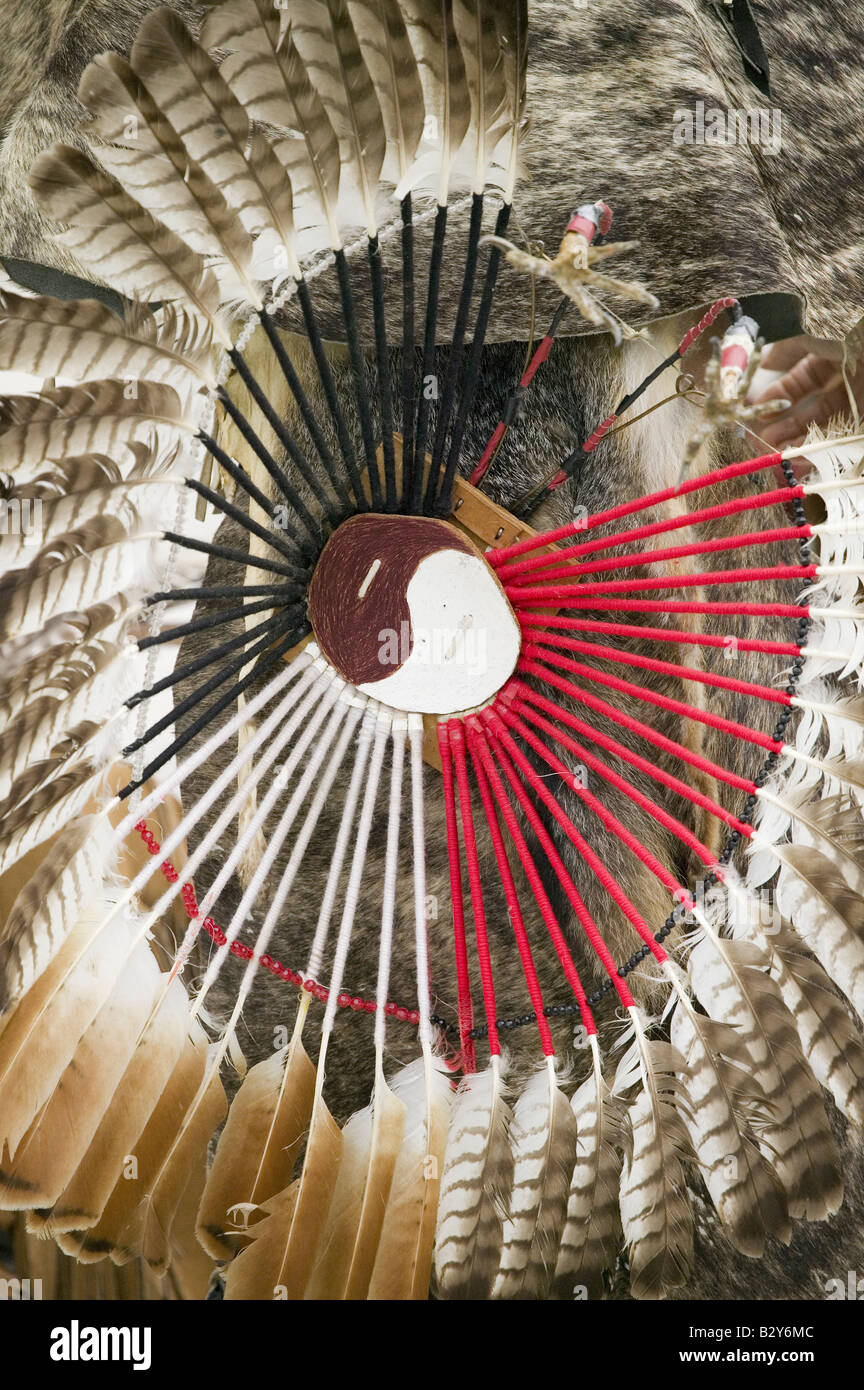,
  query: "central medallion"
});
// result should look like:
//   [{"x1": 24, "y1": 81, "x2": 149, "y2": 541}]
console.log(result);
[{"x1": 308, "y1": 514, "x2": 521, "y2": 715}]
